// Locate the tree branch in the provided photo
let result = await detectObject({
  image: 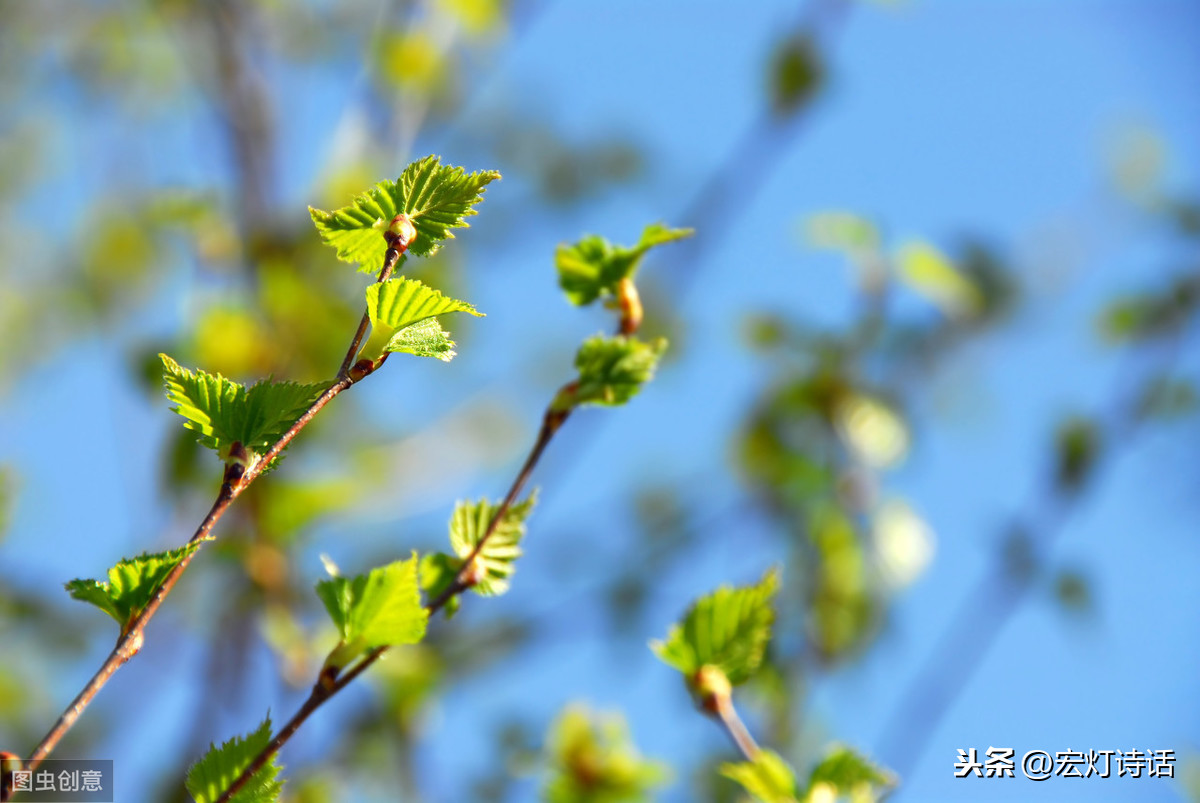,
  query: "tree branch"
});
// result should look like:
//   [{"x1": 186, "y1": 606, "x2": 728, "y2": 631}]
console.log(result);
[
  {"x1": 211, "y1": 314, "x2": 638, "y2": 803},
  {"x1": 2, "y1": 227, "x2": 414, "y2": 801},
  {"x1": 713, "y1": 696, "x2": 761, "y2": 761}
]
